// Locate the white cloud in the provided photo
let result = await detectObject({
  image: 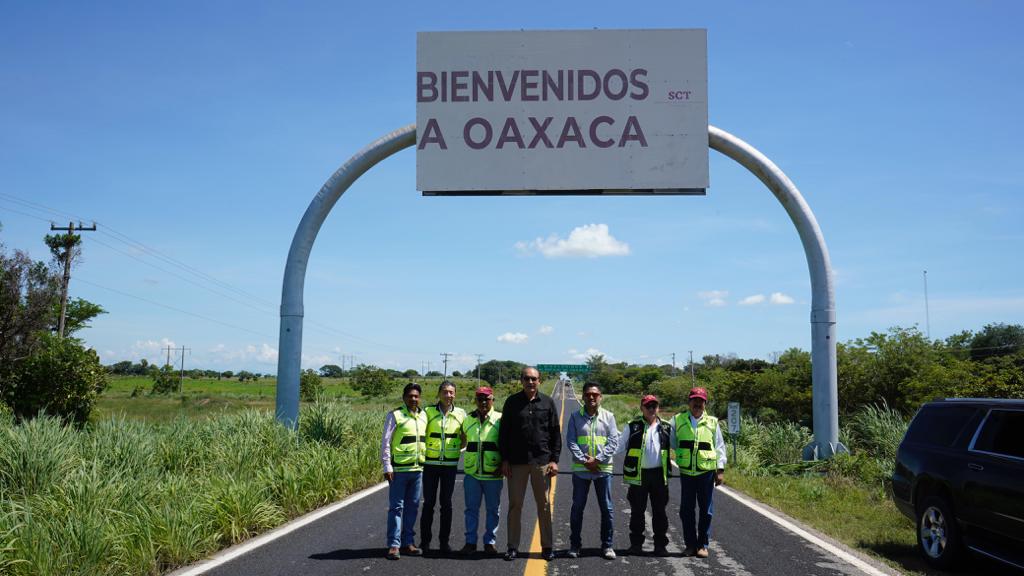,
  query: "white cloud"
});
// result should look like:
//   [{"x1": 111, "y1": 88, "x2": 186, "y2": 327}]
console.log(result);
[
  {"x1": 497, "y1": 332, "x2": 529, "y2": 344},
  {"x1": 538, "y1": 325, "x2": 554, "y2": 335},
  {"x1": 739, "y1": 294, "x2": 766, "y2": 306},
  {"x1": 770, "y1": 292, "x2": 795, "y2": 305},
  {"x1": 516, "y1": 223, "x2": 630, "y2": 259},
  {"x1": 570, "y1": 347, "x2": 604, "y2": 361},
  {"x1": 698, "y1": 290, "x2": 728, "y2": 307},
  {"x1": 209, "y1": 342, "x2": 279, "y2": 365},
  {"x1": 577, "y1": 331, "x2": 588, "y2": 337}
]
